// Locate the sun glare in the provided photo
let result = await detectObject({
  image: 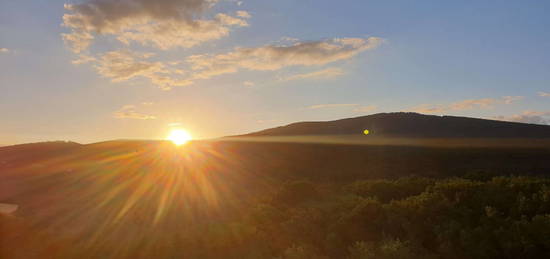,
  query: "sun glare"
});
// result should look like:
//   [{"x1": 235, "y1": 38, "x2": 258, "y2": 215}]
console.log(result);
[{"x1": 167, "y1": 129, "x2": 192, "y2": 146}]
